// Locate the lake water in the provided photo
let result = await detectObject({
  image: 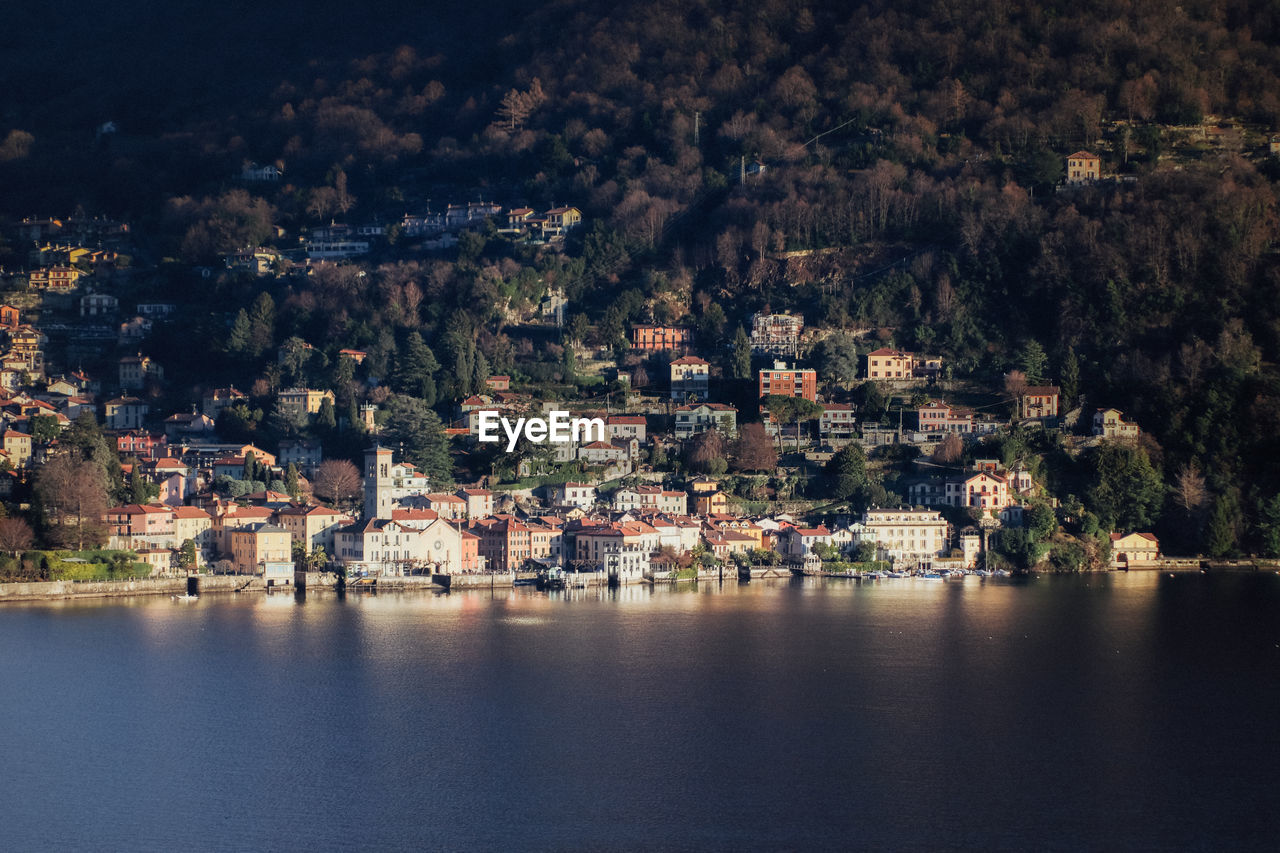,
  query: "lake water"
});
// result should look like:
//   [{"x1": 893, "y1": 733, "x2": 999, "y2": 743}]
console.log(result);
[{"x1": 1, "y1": 573, "x2": 1278, "y2": 851}]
